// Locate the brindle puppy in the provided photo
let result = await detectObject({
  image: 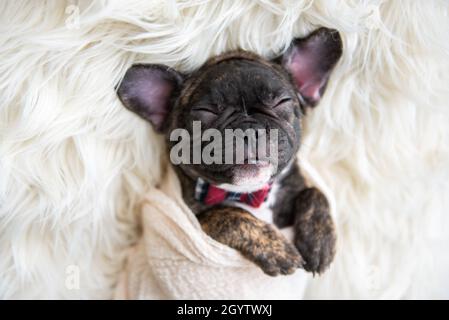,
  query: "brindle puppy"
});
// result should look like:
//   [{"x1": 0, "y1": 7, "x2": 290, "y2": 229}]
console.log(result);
[{"x1": 117, "y1": 28, "x2": 342, "y2": 276}]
